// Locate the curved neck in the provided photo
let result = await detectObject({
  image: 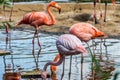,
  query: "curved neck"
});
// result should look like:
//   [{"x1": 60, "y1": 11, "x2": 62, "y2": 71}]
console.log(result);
[
  {"x1": 46, "y1": 4, "x2": 55, "y2": 25},
  {"x1": 43, "y1": 55, "x2": 65, "y2": 71}
]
